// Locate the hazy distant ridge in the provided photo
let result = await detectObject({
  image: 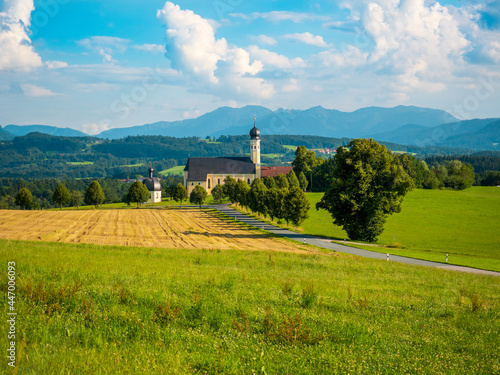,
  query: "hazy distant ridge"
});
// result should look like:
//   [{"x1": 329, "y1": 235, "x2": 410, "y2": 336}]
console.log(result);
[
  {"x1": 4, "y1": 105, "x2": 499, "y2": 151},
  {"x1": 4, "y1": 125, "x2": 88, "y2": 138},
  {"x1": 98, "y1": 105, "x2": 457, "y2": 140}
]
